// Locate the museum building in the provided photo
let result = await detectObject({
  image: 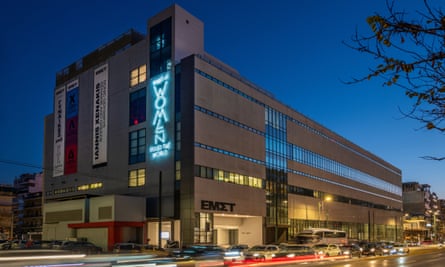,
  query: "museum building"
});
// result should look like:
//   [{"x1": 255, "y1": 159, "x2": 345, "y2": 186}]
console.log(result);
[{"x1": 42, "y1": 4, "x2": 403, "y2": 251}]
